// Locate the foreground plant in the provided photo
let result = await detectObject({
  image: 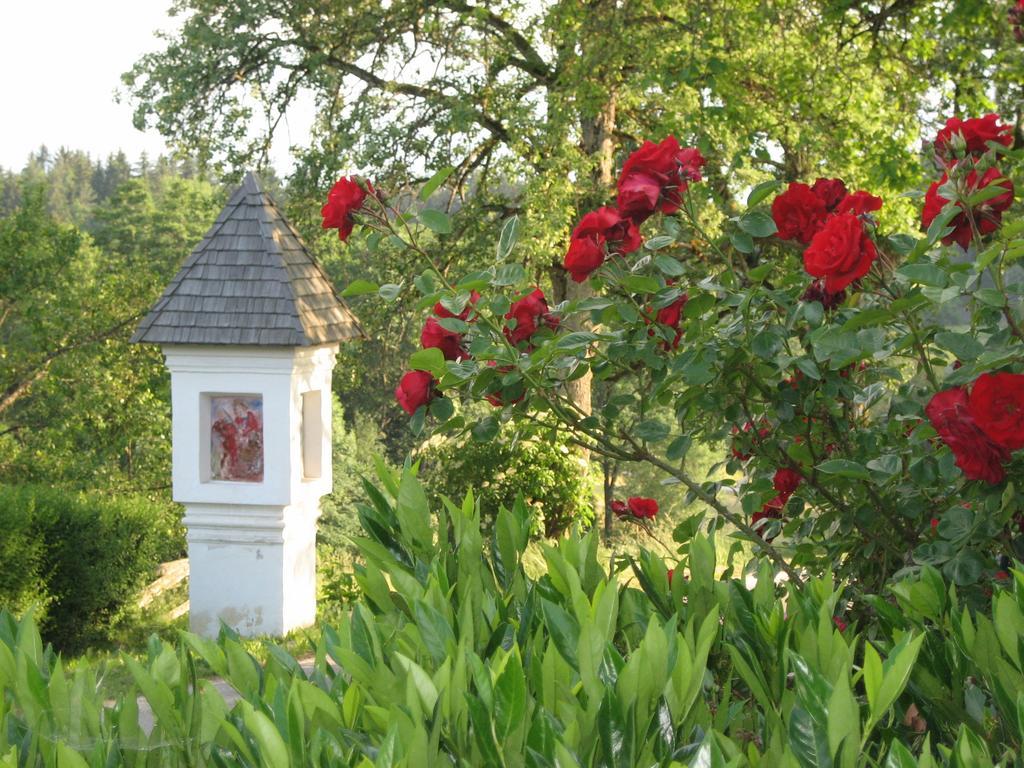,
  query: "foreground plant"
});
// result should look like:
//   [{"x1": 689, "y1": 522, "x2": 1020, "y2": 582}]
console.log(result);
[
  {"x1": 3, "y1": 466, "x2": 1024, "y2": 765},
  {"x1": 333, "y1": 114, "x2": 1023, "y2": 598}
]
